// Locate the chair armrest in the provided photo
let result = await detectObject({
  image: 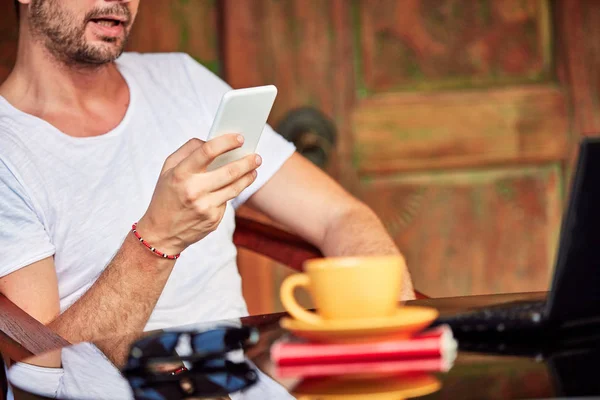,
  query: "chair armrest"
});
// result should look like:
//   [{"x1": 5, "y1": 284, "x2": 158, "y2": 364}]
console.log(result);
[
  {"x1": 233, "y1": 216, "x2": 429, "y2": 299},
  {"x1": 234, "y1": 216, "x2": 322, "y2": 272},
  {"x1": 0, "y1": 294, "x2": 69, "y2": 362}
]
